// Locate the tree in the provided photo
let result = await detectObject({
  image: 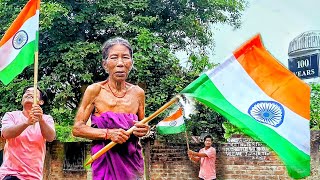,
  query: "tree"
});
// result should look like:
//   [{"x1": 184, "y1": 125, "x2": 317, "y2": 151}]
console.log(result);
[
  {"x1": 310, "y1": 83, "x2": 320, "y2": 129},
  {"x1": 0, "y1": 0, "x2": 247, "y2": 141}
]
